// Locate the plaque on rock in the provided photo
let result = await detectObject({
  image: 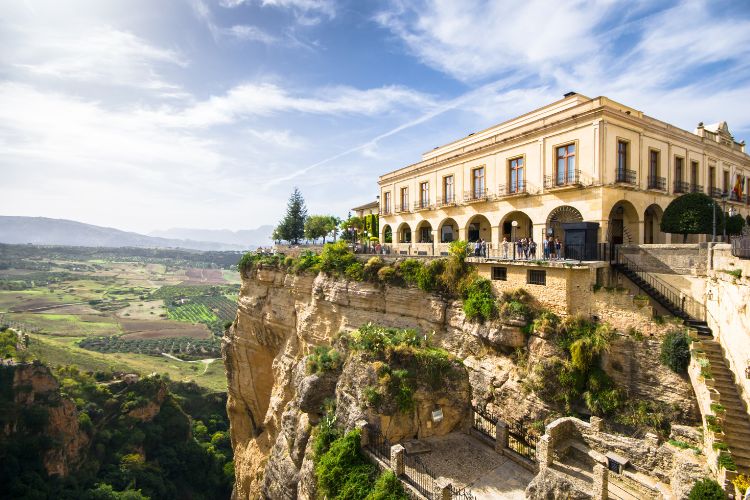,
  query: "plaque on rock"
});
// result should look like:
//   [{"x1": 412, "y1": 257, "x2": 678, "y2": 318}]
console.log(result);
[{"x1": 431, "y1": 408, "x2": 443, "y2": 423}]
